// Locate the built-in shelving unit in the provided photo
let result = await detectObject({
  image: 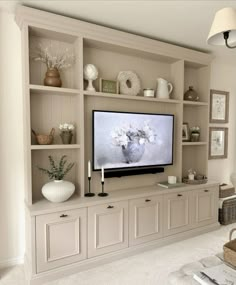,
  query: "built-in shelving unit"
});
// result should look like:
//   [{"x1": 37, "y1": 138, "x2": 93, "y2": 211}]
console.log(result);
[{"x1": 31, "y1": 144, "x2": 81, "y2": 150}]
